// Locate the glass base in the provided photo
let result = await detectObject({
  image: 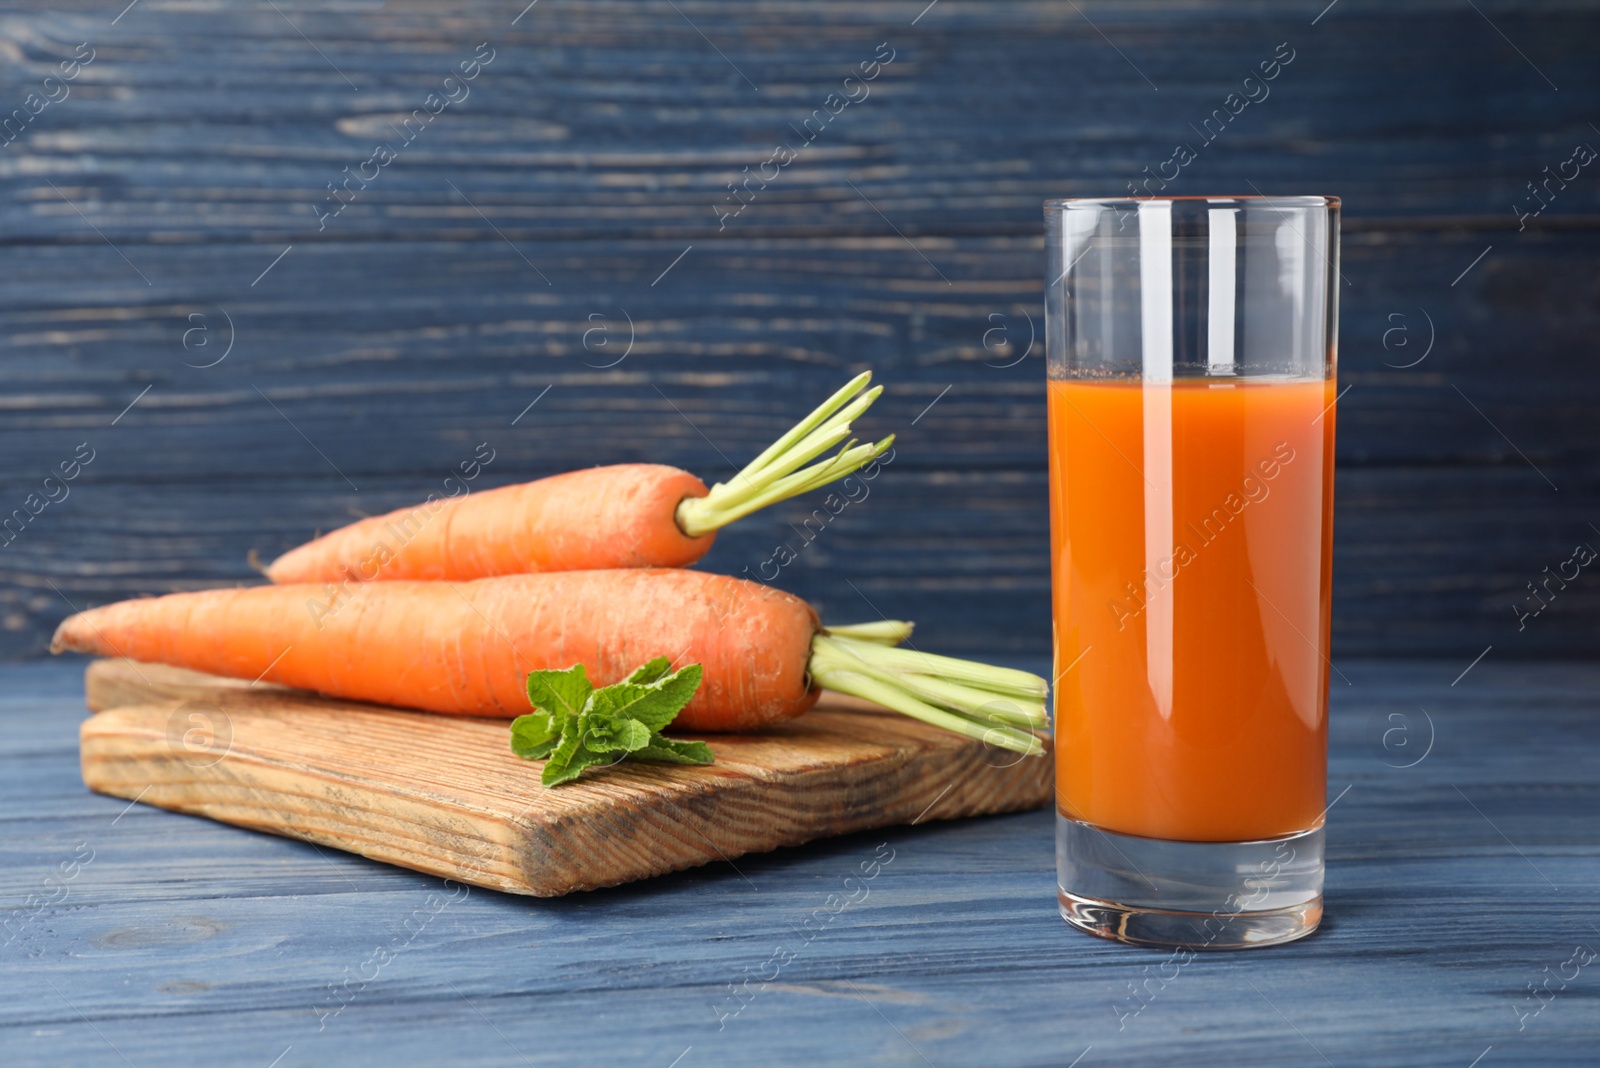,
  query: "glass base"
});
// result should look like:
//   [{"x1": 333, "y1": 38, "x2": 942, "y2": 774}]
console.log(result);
[{"x1": 1055, "y1": 813, "x2": 1323, "y2": 950}]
